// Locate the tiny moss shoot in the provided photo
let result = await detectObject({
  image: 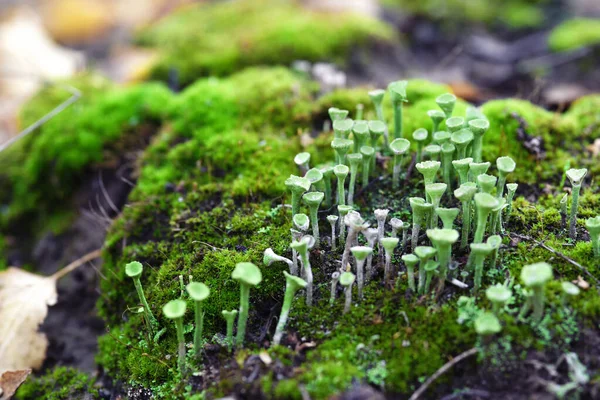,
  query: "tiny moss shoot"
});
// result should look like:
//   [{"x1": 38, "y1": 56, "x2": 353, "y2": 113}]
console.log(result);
[
  {"x1": 388, "y1": 80, "x2": 408, "y2": 139},
  {"x1": 185, "y1": 282, "x2": 210, "y2": 357},
  {"x1": 125, "y1": 261, "x2": 158, "y2": 336},
  {"x1": 231, "y1": 262, "x2": 263, "y2": 347},
  {"x1": 162, "y1": 299, "x2": 187, "y2": 374},
  {"x1": 273, "y1": 271, "x2": 307, "y2": 346}
]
